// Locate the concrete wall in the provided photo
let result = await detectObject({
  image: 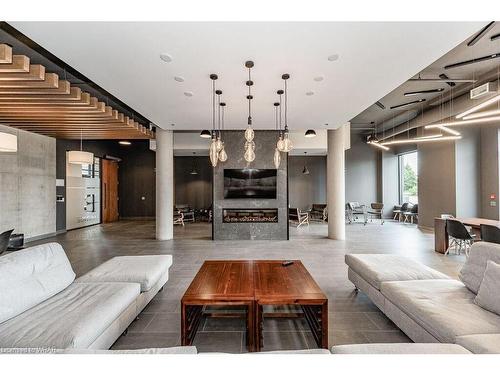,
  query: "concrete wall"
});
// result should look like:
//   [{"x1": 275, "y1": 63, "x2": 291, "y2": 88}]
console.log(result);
[
  {"x1": 417, "y1": 141, "x2": 456, "y2": 229},
  {"x1": 213, "y1": 130, "x2": 288, "y2": 240},
  {"x1": 345, "y1": 135, "x2": 379, "y2": 205},
  {"x1": 288, "y1": 156, "x2": 326, "y2": 210},
  {"x1": 0, "y1": 125, "x2": 56, "y2": 241},
  {"x1": 480, "y1": 127, "x2": 500, "y2": 220},
  {"x1": 174, "y1": 156, "x2": 212, "y2": 210},
  {"x1": 455, "y1": 128, "x2": 481, "y2": 218},
  {"x1": 381, "y1": 151, "x2": 400, "y2": 218}
]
